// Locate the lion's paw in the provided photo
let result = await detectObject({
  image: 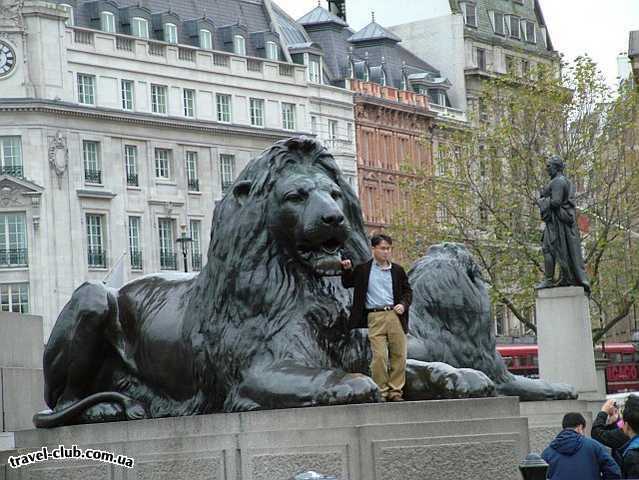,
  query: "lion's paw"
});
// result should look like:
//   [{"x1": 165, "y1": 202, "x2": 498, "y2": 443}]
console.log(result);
[
  {"x1": 316, "y1": 373, "x2": 381, "y2": 405},
  {"x1": 405, "y1": 360, "x2": 496, "y2": 400}
]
